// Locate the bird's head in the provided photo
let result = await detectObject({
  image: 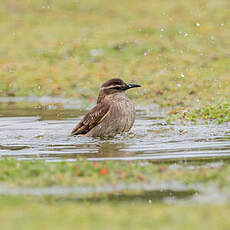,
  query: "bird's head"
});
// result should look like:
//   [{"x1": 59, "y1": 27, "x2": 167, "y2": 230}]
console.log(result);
[
  {"x1": 100, "y1": 78, "x2": 141, "y2": 95},
  {"x1": 97, "y1": 78, "x2": 141, "y2": 103}
]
